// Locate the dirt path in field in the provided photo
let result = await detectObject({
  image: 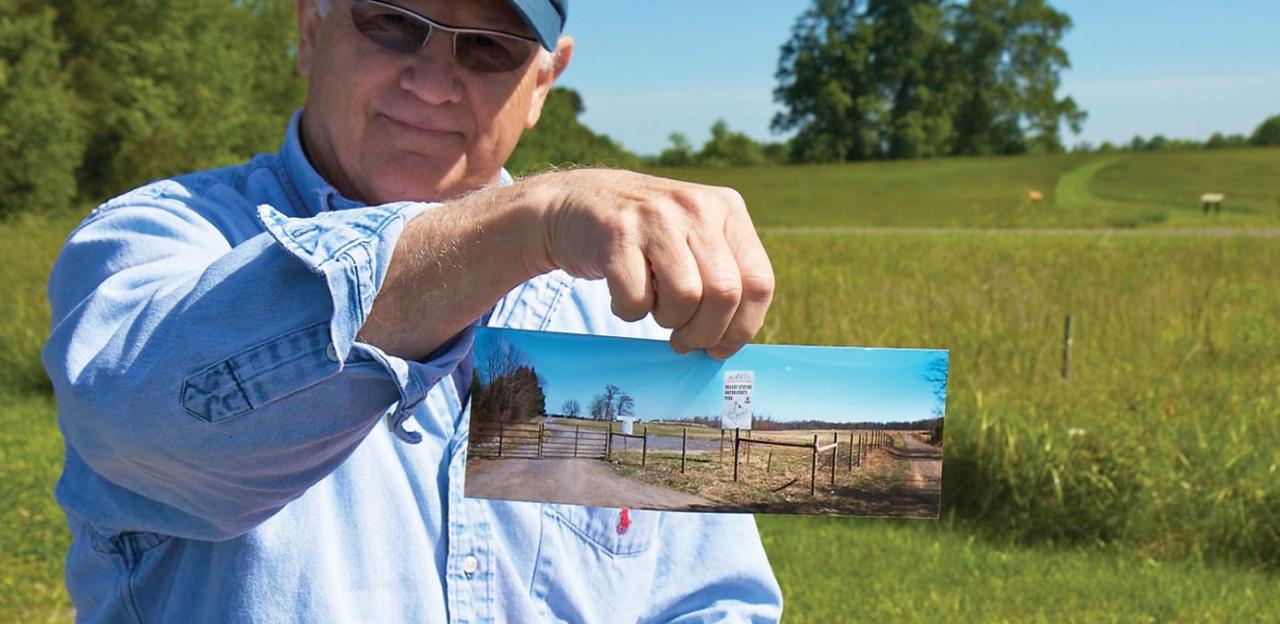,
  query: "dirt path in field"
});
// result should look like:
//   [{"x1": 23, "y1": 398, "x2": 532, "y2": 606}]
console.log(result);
[
  {"x1": 465, "y1": 457, "x2": 714, "y2": 510},
  {"x1": 761, "y1": 226, "x2": 1280, "y2": 238},
  {"x1": 891, "y1": 434, "x2": 943, "y2": 504}
]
